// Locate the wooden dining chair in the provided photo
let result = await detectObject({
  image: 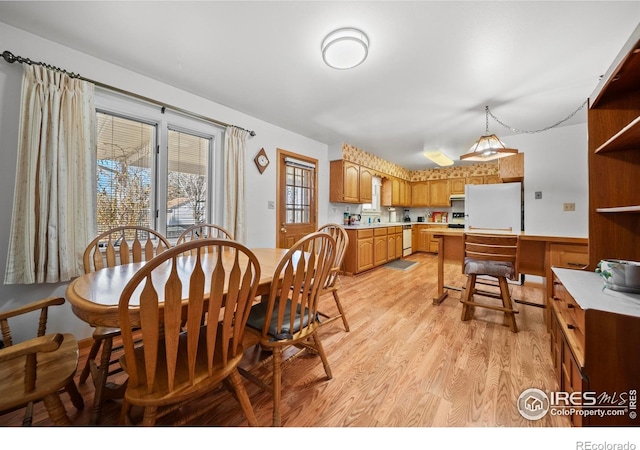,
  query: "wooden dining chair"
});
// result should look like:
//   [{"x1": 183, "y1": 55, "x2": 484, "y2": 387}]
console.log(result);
[
  {"x1": 117, "y1": 239, "x2": 261, "y2": 426},
  {"x1": 0, "y1": 297, "x2": 84, "y2": 425},
  {"x1": 316, "y1": 223, "x2": 350, "y2": 331},
  {"x1": 460, "y1": 232, "x2": 519, "y2": 333},
  {"x1": 241, "y1": 231, "x2": 336, "y2": 426},
  {"x1": 176, "y1": 223, "x2": 234, "y2": 245},
  {"x1": 80, "y1": 225, "x2": 171, "y2": 424}
]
